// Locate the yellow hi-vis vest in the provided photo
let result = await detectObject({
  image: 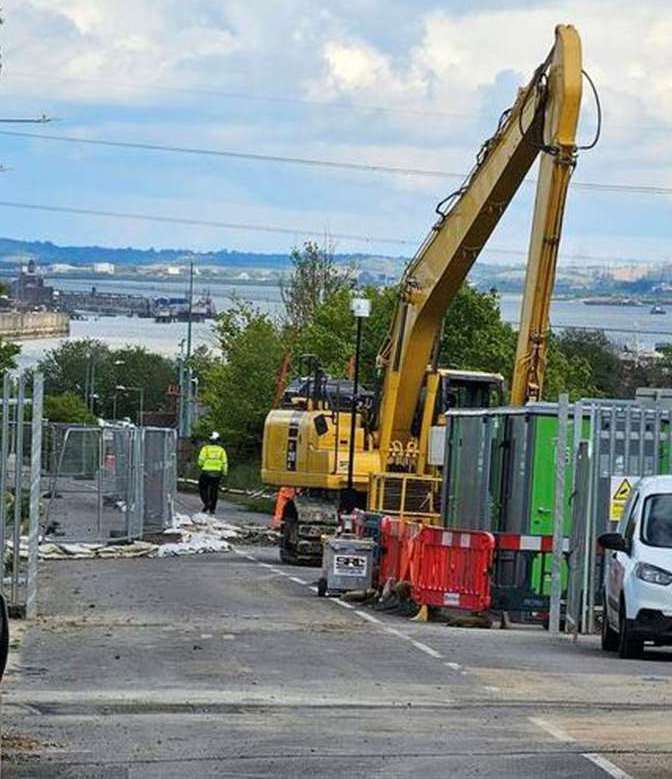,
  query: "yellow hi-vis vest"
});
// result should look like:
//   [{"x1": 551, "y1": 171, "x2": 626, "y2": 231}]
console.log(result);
[{"x1": 198, "y1": 444, "x2": 228, "y2": 475}]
